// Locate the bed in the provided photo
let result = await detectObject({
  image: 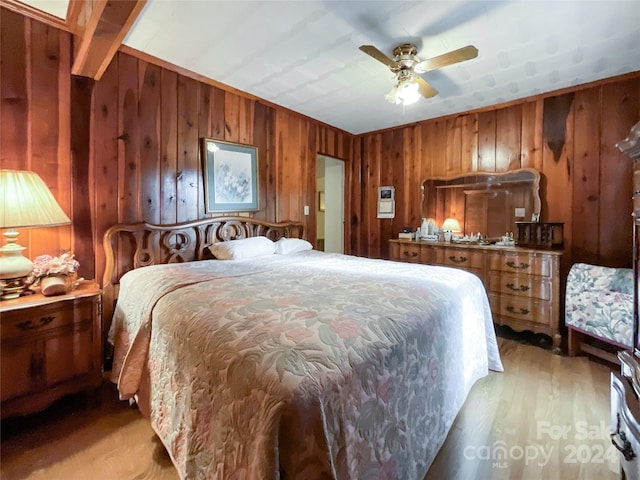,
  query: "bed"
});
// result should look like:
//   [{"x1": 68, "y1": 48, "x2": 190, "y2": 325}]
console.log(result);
[{"x1": 103, "y1": 216, "x2": 503, "y2": 480}]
